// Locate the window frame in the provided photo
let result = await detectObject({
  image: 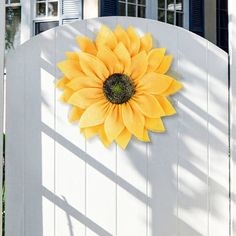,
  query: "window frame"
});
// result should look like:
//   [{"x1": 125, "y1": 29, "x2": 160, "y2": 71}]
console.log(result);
[
  {"x1": 33, "y1": 0, "x2": 60, "y2": 36},
  {"x1": 5, "y1": 0, "x2": 21, "y2": 7},
  {"x1": 157, "y1": 0, "x2": 185, "y2": 27},
  {"x1": 118, "y1": 0, "x2": 147, "y2": 18},
  {"x1": 34, "y1": 0, "x2": 60, "y2": 20},
  {"x1": 118, "y1": 0, "x2": 189, "y2": 29}
]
